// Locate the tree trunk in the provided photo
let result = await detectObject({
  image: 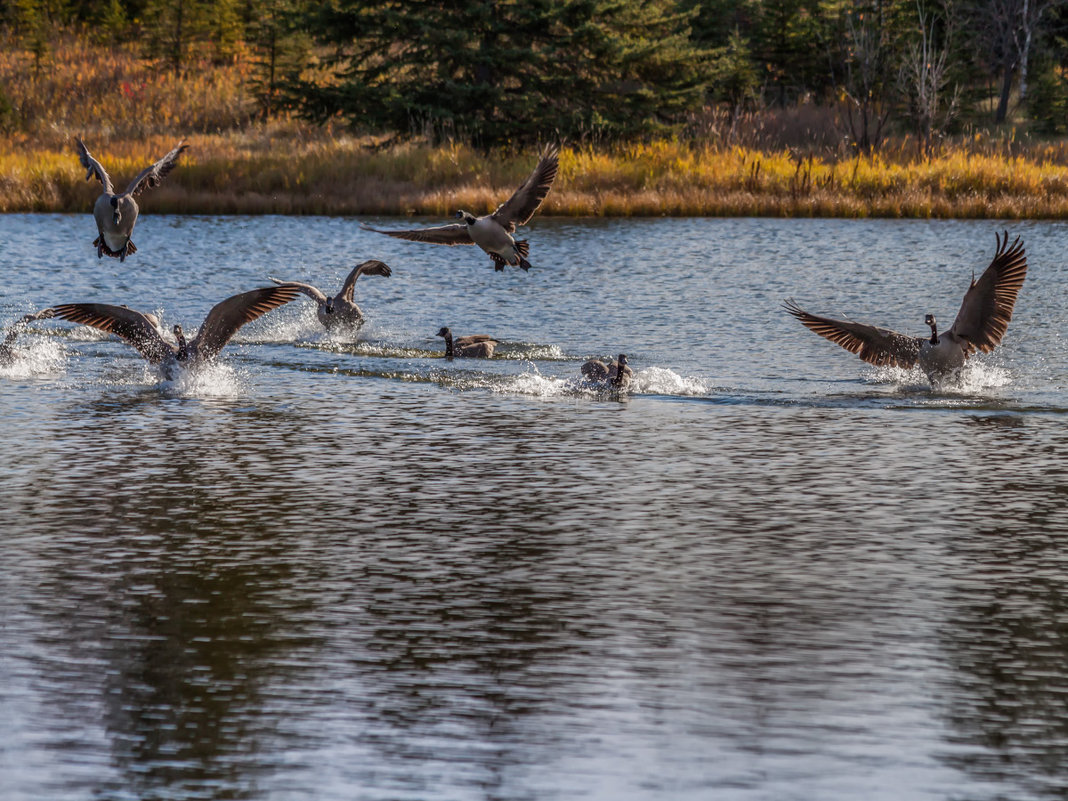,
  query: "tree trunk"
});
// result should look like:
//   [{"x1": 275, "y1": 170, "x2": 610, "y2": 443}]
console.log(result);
[{"x1": 995, "y1": 55, "x2": 1014, "y2": 123}]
